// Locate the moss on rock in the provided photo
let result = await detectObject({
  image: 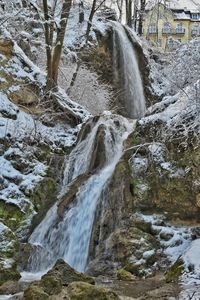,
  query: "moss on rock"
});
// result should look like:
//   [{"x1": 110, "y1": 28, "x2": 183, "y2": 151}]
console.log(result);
[
  {"x1": 0, "y1": 201, "x2": 25, "y2": 233},
  {"x1": 42, "y1": 259, "x2": 95, "y2": 287},
  {"x1": 117, "y1": 268, "x2": 135, "y2": 281},
  {"x1": 41, "y1": 273, "x2": 62, "y2": 295},
  {"x1": 29, "y1": 177, "x2": 57, "y2": 234}
]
